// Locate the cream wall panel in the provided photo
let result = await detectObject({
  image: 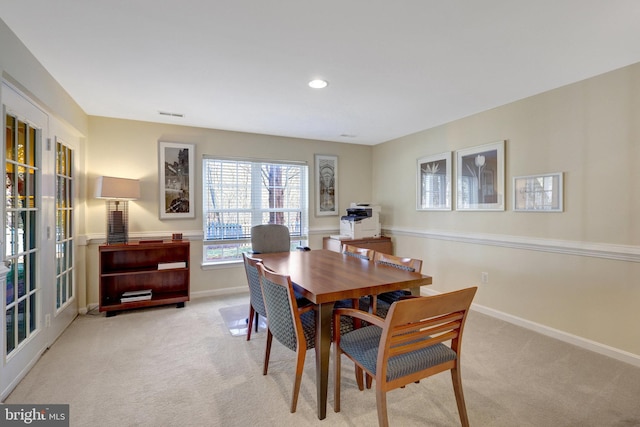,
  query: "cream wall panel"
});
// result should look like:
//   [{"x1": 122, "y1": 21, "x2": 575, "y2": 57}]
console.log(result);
[
  {"x1": 393, "y1": 234, "x2": 640, "y2": 357},
  {"x1": 374, "y1": 63, "x2": 640, "y2": 358},
  {"x1": 85, "y1": 116, "x2": 373, "y2": 303}
]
